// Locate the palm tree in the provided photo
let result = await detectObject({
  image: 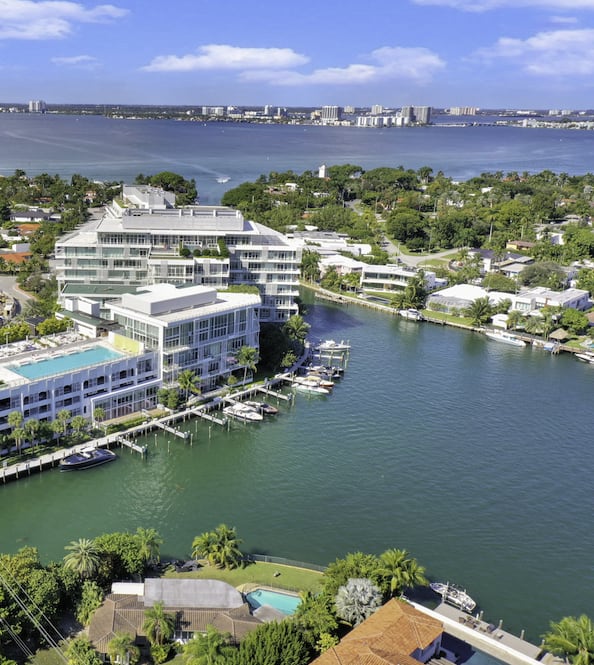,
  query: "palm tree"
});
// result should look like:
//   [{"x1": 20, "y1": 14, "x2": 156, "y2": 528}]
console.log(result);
[
  {"x1": 301, "y1": 249, "x2": 321, "y2": 282},
  {"x1": 135, "y1": 527, "x2": 163, "y2": 567},
  {"x1": 506, "y1": 309, "x2": 525, "y2": 331},
  {"x1": 177, "y1": 369, "x2": 201, "y2": 404},
  {"x1": 192, "y1": 524, "x2": 243, "y2": 570},
  {"x1": 63, "y1": 538, "x2": 101, "y2": 579},
  {"x1": 463, "y1": 296, "x2": 493, "y2": 327},
  {"x1": 52, "y1": 408, "x2": 71, "y2": 446},
  {"x1": 334, "y1": 578, "x2": 382, "y2": 626},
  {"x1": 24, "y1": 418, "x2": 40, "y2": 452},
  {"x1": 283, "y1": 314, "x2": 310, "y2": 344},
  {"x1": 376, "y1": 549, "x2": 427, "y2": 597},
  {"x1": 235, "y1": 346, "x2": 258, "y2": 386},
  {"x1": 143, "y1": 601, "x2": 175, "y2": 647},
  {"x1": 93, "y1": 406, "x2": 106, "y2": 432},
  {"x1": 542, "y1": 615, "x2": 594, "y2": 665},
  {"x1": 7, "y1": 410, "x2": 24, "y2": 454},
  {"x1": 107, "y1": 632, "x2": 140, "y2": 665},
  {"x1": 181, "y1": 624, "x2": 234, "y2": 665}
]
